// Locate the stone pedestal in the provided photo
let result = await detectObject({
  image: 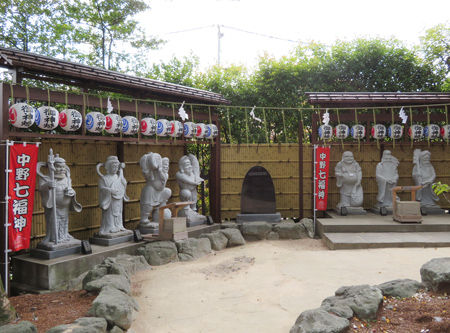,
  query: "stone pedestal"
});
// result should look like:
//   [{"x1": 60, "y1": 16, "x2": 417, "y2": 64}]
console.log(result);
[
  {"x1": 335, "y1": 207, "x2": 367, "y2": 216},
  {"x1": 138, "y1": 222, "x2": 159, "y2": 235},
  {"x1": 90, "y1": 230, "x2": 134, "y2": 246},
  {"x1": 421, "y1": 206, "x2": 446, "y2": 215},
  {"x1": 236, "y1": 213, "x2": 281, "y2": 223},
  {"x1": 31, "y1": 239, "x2": 82, "y2": 260}
]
